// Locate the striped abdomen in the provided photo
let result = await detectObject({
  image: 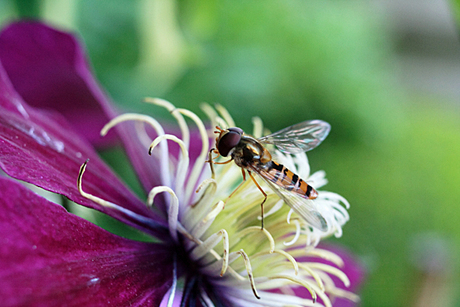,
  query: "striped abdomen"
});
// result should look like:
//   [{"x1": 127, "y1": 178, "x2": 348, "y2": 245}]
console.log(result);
[{"x1": 264, "y1": 161, "x2": 318, "y2": 199}]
